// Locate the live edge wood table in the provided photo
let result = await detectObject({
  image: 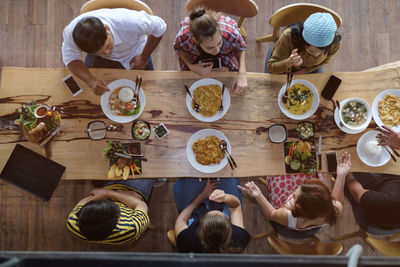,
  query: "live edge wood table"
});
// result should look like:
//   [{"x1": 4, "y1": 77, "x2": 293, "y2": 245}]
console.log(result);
[{"x1": 0, "y1": 67, "x2": 399, "y2": 180}]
